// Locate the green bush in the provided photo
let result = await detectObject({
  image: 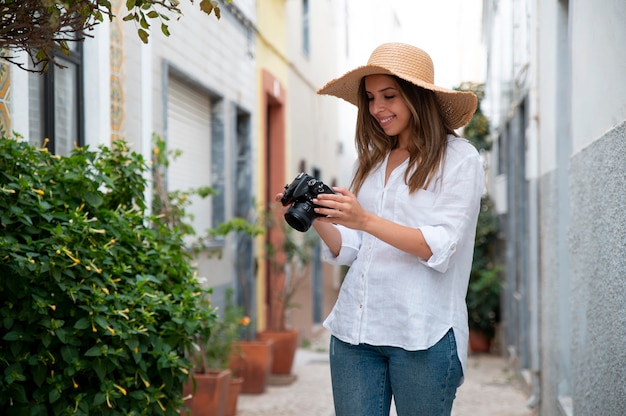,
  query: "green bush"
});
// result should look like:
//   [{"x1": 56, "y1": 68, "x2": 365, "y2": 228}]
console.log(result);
[
  {"x1": 0, "y1": 135, "x2": 215, "y2": 415},
  {"x1": 467, "y1": 195, "x2": 502, "y2": 339}
]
